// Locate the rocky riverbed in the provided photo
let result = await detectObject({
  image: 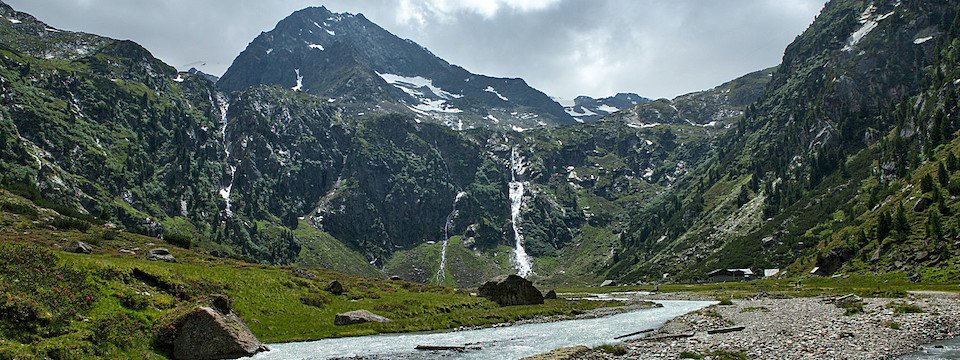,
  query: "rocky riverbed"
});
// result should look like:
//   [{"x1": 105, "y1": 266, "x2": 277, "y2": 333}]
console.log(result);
[{"x1": 543, "y1": 294, "x2": 960, "y2": 360}]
